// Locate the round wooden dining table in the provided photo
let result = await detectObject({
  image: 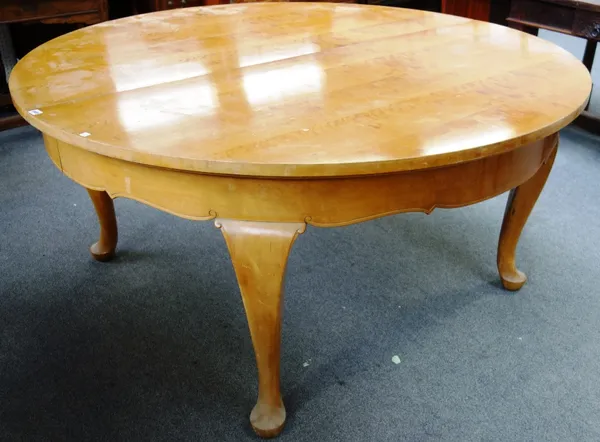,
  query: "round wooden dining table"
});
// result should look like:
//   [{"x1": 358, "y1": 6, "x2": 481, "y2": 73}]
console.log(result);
[{"x1": 9, "y1": 2, "x2": 591, "y2": 437}]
